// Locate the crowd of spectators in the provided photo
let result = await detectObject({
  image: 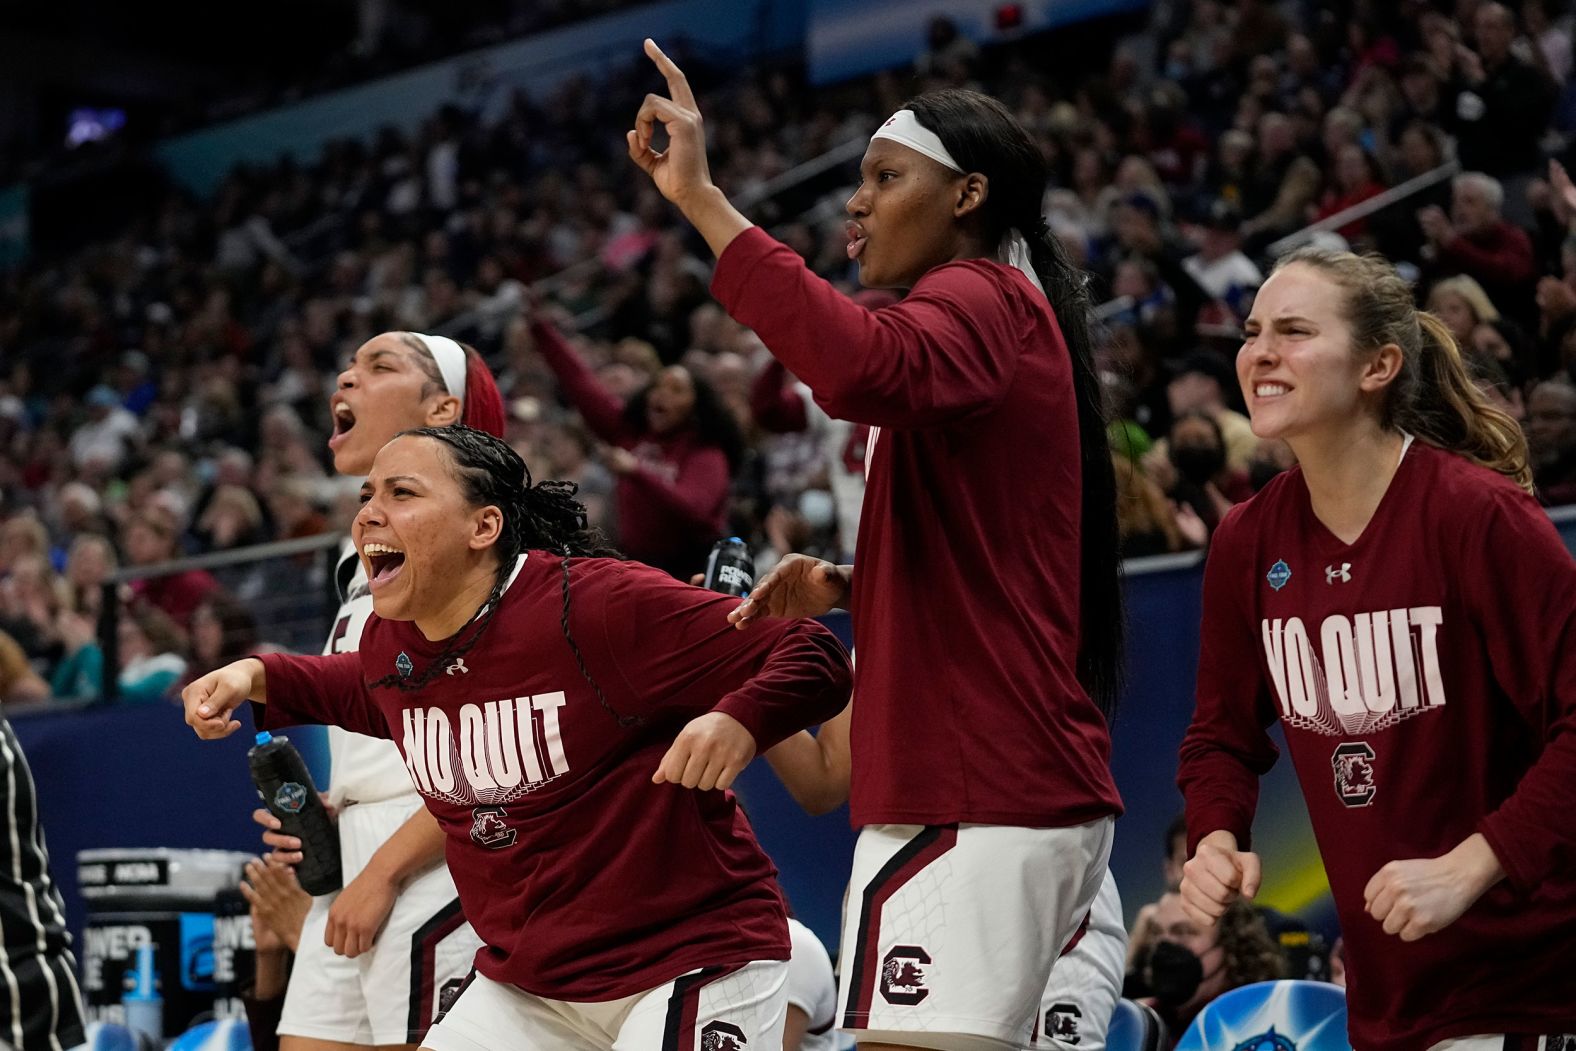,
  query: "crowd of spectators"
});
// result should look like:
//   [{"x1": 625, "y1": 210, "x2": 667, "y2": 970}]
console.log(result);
[
  {"x1": 0, "y1": 1, "x2": 658, "y2": 187},
  {"x1": 3, "y1": 0, "x2": 1576, "y2": 706}
]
